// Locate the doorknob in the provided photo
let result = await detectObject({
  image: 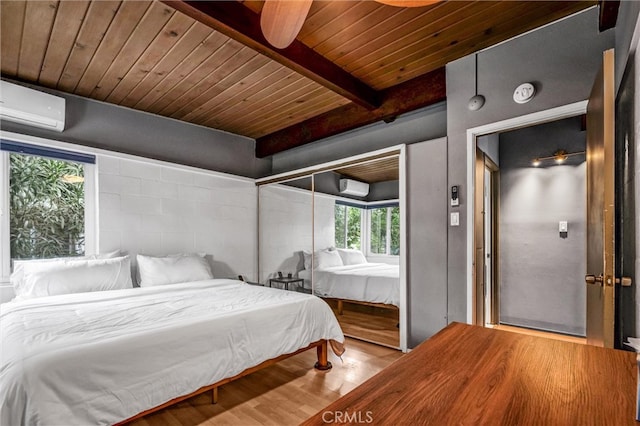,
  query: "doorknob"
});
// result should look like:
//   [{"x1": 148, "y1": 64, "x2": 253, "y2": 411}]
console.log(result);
[
  {"x1": 585, "y1": 274, "x2": 604, "y2": 285},
  {"x1": 616, "y1": 277, "x2": 633, "y2": 287}
]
